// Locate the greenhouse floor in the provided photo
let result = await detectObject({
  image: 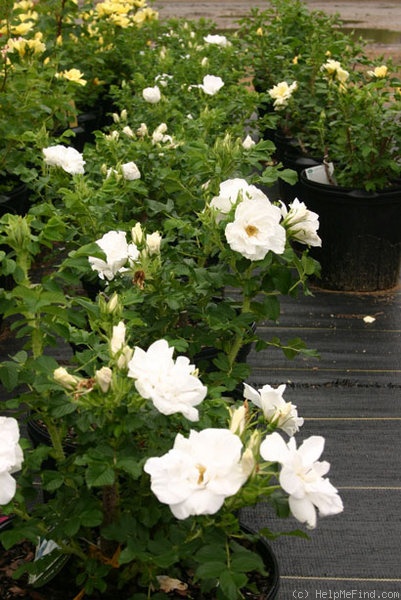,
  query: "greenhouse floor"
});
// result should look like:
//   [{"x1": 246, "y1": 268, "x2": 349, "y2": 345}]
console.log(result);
[{"x1": 241, "y1": 280, "x2": 401, "y2": 598}]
